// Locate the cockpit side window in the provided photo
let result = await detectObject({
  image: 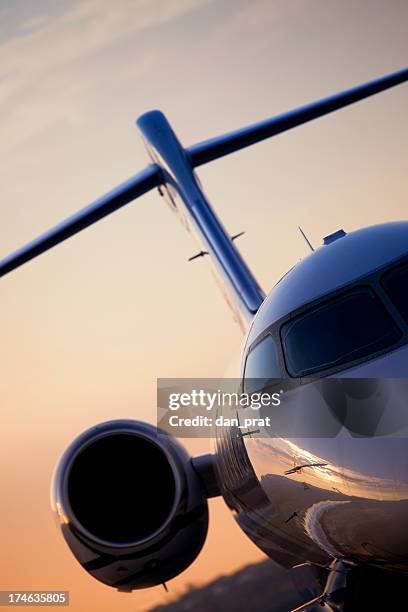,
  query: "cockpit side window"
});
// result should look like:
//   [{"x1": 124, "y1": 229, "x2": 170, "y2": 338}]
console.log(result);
[
  {"x1": 381, "y1": 261, "x2": 408, "y2": 324},
  {"x1": 243, "y1": 335, "x2": 281, "y2": 393},
  {"x1": 281, "y1": 287, "x2": 401, "y2": 377}
]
